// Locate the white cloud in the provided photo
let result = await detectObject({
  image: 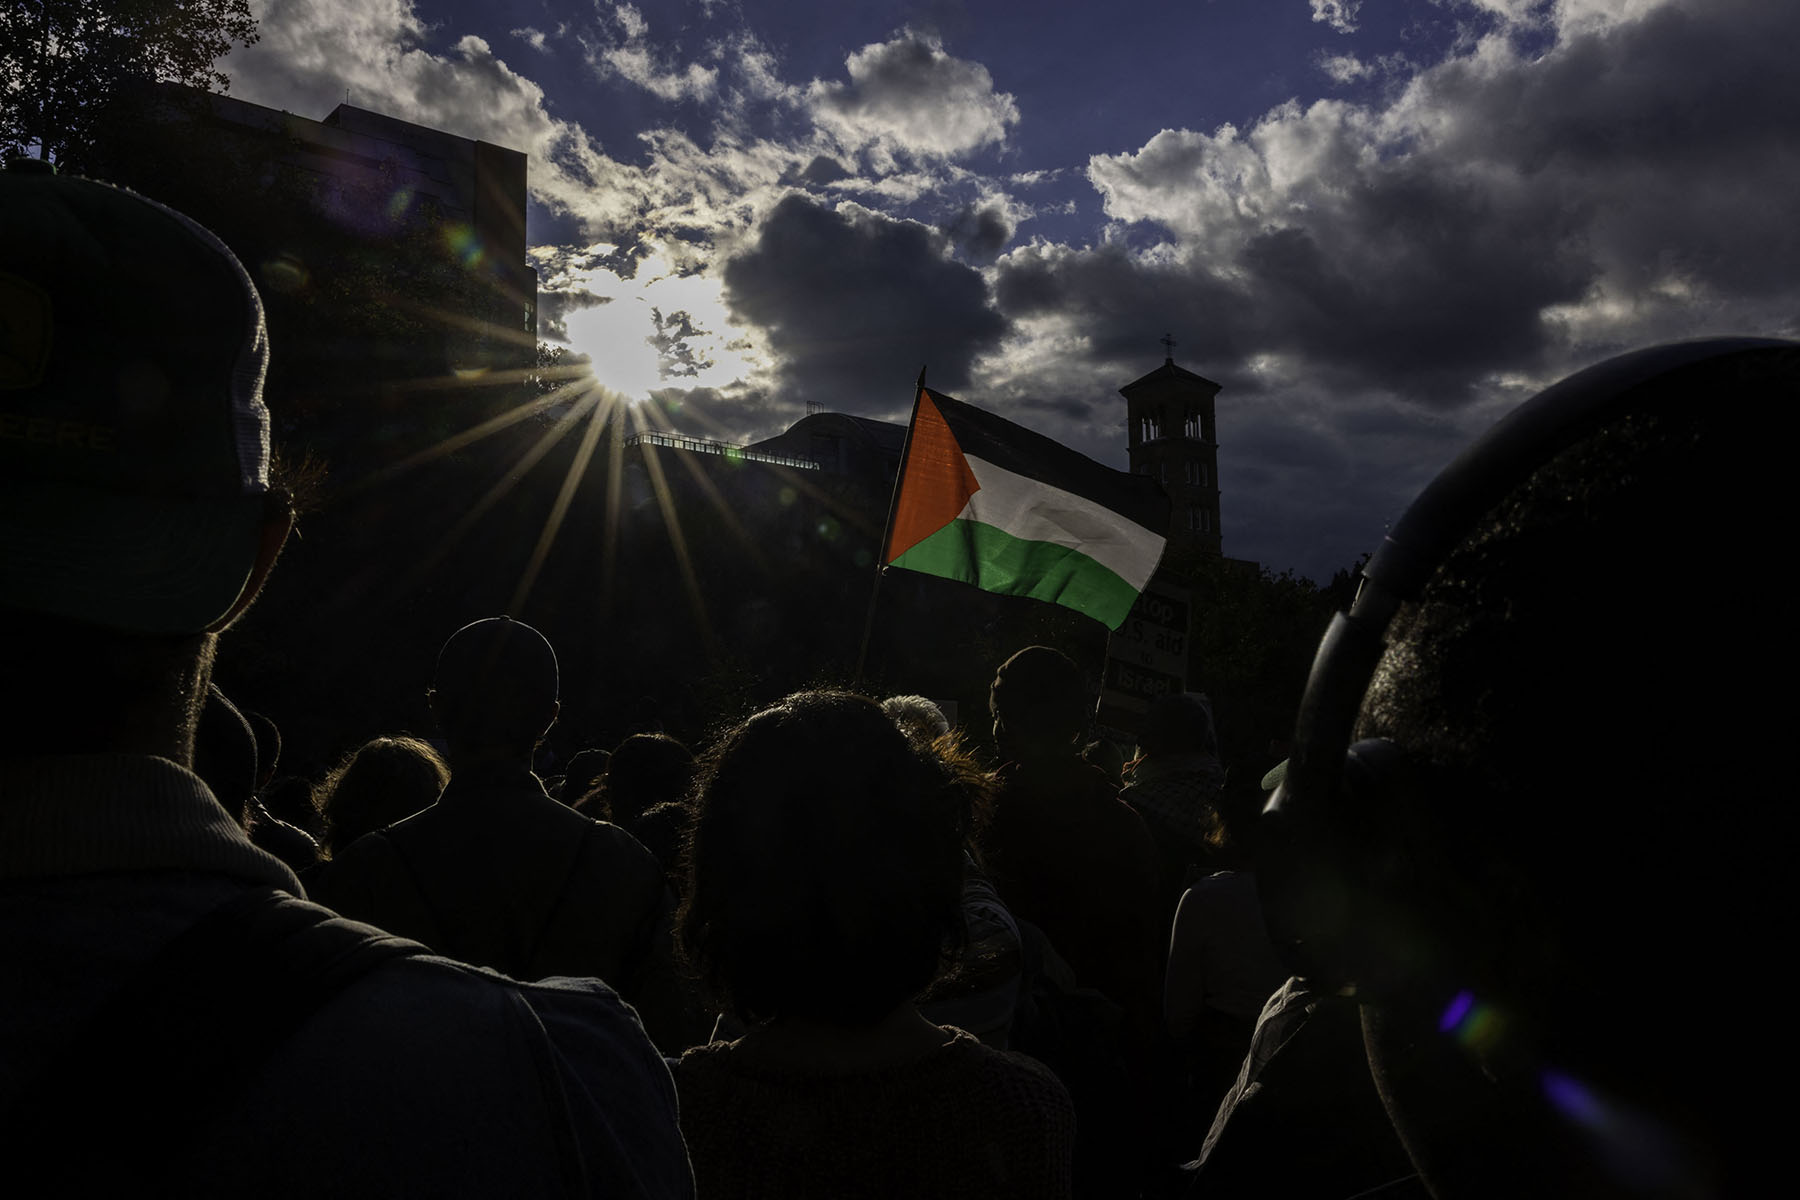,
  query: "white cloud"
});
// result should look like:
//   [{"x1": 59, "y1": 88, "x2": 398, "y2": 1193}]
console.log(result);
[
  {"x1": 711, "y1": 30, "x2": 795, "y2": 106},
  {"x1": 1553, "y1": 0, "x2": 1671, "y2": 33},
  {"x1": 1459, "y1": 0, "x2": 1548, "y2": 23},
  {"x1": 1310, "y1": 0, "x2": 1362, "y2": 35},
  {"x1": 511, "y1": 27, "x2": 549, "y2": 53},
  {"x1": 228, "y1": 0, "x2": 707, "y2": 237},
  {"x1": 1318, "y1": 53, "x2": 1372, "y2": 83},
  {"x1": 587, "y1": 3, "x2": 719, "y2": 103},
  {"x1": 806, "y1": 32, "x2": 1019, "y2": 170},
  {"x1": 994, "y1": 0, "x2": 1797, "y2": 575}
]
